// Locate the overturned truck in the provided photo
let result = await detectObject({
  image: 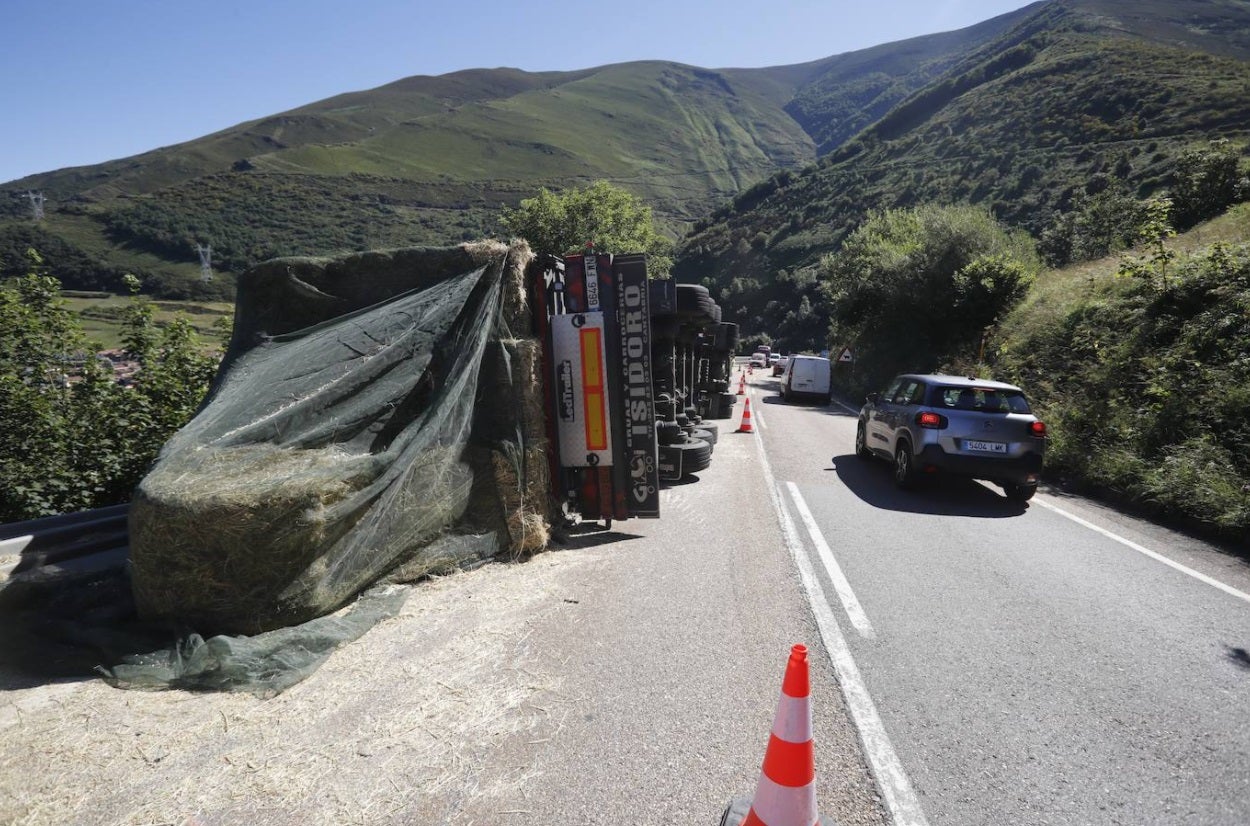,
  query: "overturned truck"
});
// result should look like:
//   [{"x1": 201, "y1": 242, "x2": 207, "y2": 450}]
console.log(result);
[
  {"x1": 123, "y1": 243, "x2": 732, "y2": 675},
  {"x1": 531, "y1": 253, "x2": 736, "y2": 526}
]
